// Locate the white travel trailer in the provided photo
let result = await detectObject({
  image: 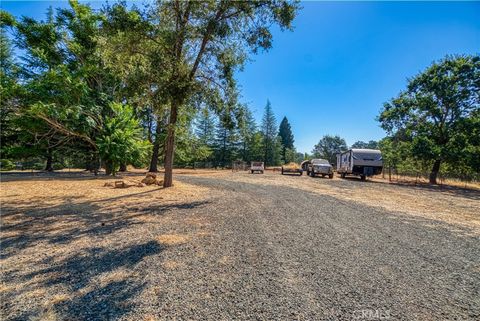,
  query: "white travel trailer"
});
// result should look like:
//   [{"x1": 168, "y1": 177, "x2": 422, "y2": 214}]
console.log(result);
[{"x1": 337, "y1": 149, "x2": 383, "y2": 180}]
